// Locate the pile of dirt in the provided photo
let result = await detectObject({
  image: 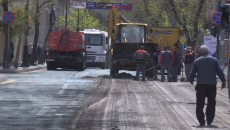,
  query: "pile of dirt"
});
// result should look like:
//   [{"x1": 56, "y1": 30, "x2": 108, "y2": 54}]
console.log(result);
[{"x1": 112, "y1": 72, "x2": 134, "y2": 79}]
